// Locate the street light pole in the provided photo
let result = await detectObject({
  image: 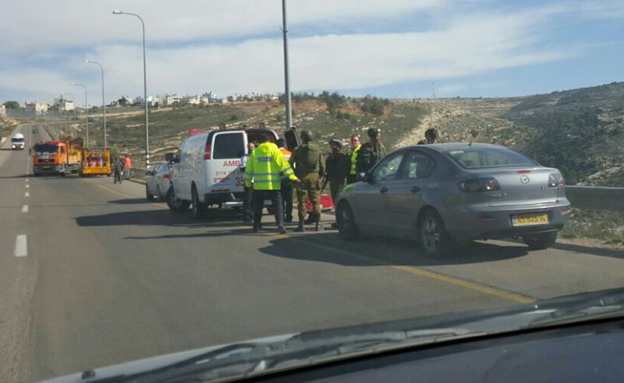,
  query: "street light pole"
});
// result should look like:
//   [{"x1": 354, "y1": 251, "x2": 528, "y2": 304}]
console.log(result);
[
  {"x1": 281, "y1": 0, "x2": 293, "y2": 130},
  {"x1": 84, "y1": 60, "x2": 107, "y2": 147},
  {"x1": 113, "y1": 10, "x2": 150, "y2": 168},
  {"x1": 71, "y1": 83, "x2": 89, "y2": 146}
]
